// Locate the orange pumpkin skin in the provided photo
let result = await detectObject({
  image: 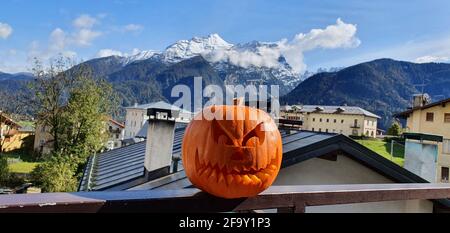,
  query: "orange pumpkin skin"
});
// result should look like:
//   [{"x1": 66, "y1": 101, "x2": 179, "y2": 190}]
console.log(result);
[{"x1": 182, "y1": 105, "x2": 283, "y2": 199}]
